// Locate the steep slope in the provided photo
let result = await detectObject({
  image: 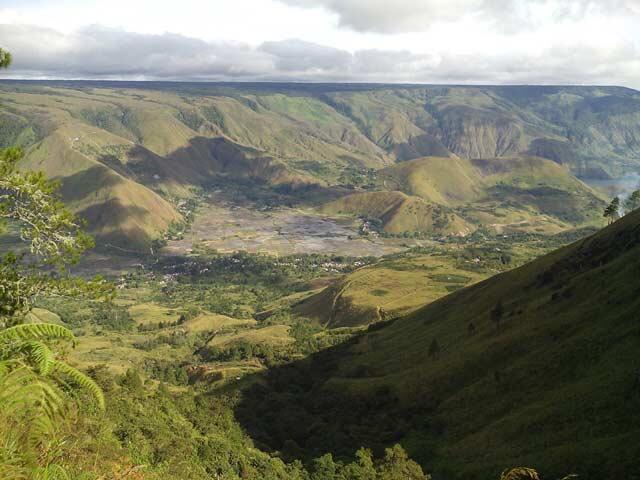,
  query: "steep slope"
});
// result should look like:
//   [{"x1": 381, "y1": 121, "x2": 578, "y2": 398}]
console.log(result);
[
  {"x1": 21, "y1": 128, "x2": 181, "y2": 248},
  {"x1": 324, "y1": 85, "x2": 640, "y2": 176},
  {"x1": 320, "y1": 190, "x2": 473, "y2": 236},
  {"x1": 2, "y1": 81, "x2": 638, "y2": 245},
  {"x1": 238, "y1": 209, "x2": 640, "y2": 479},
  {"x1": 1, "y1": 85, "x2": 324, "y2": 246},
  {"x1": 379, "y1": 156, "x2": 483, "y2": 205},
  {"x1": 377, "y1": 155, "x2": 607, "y2": 232}
]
